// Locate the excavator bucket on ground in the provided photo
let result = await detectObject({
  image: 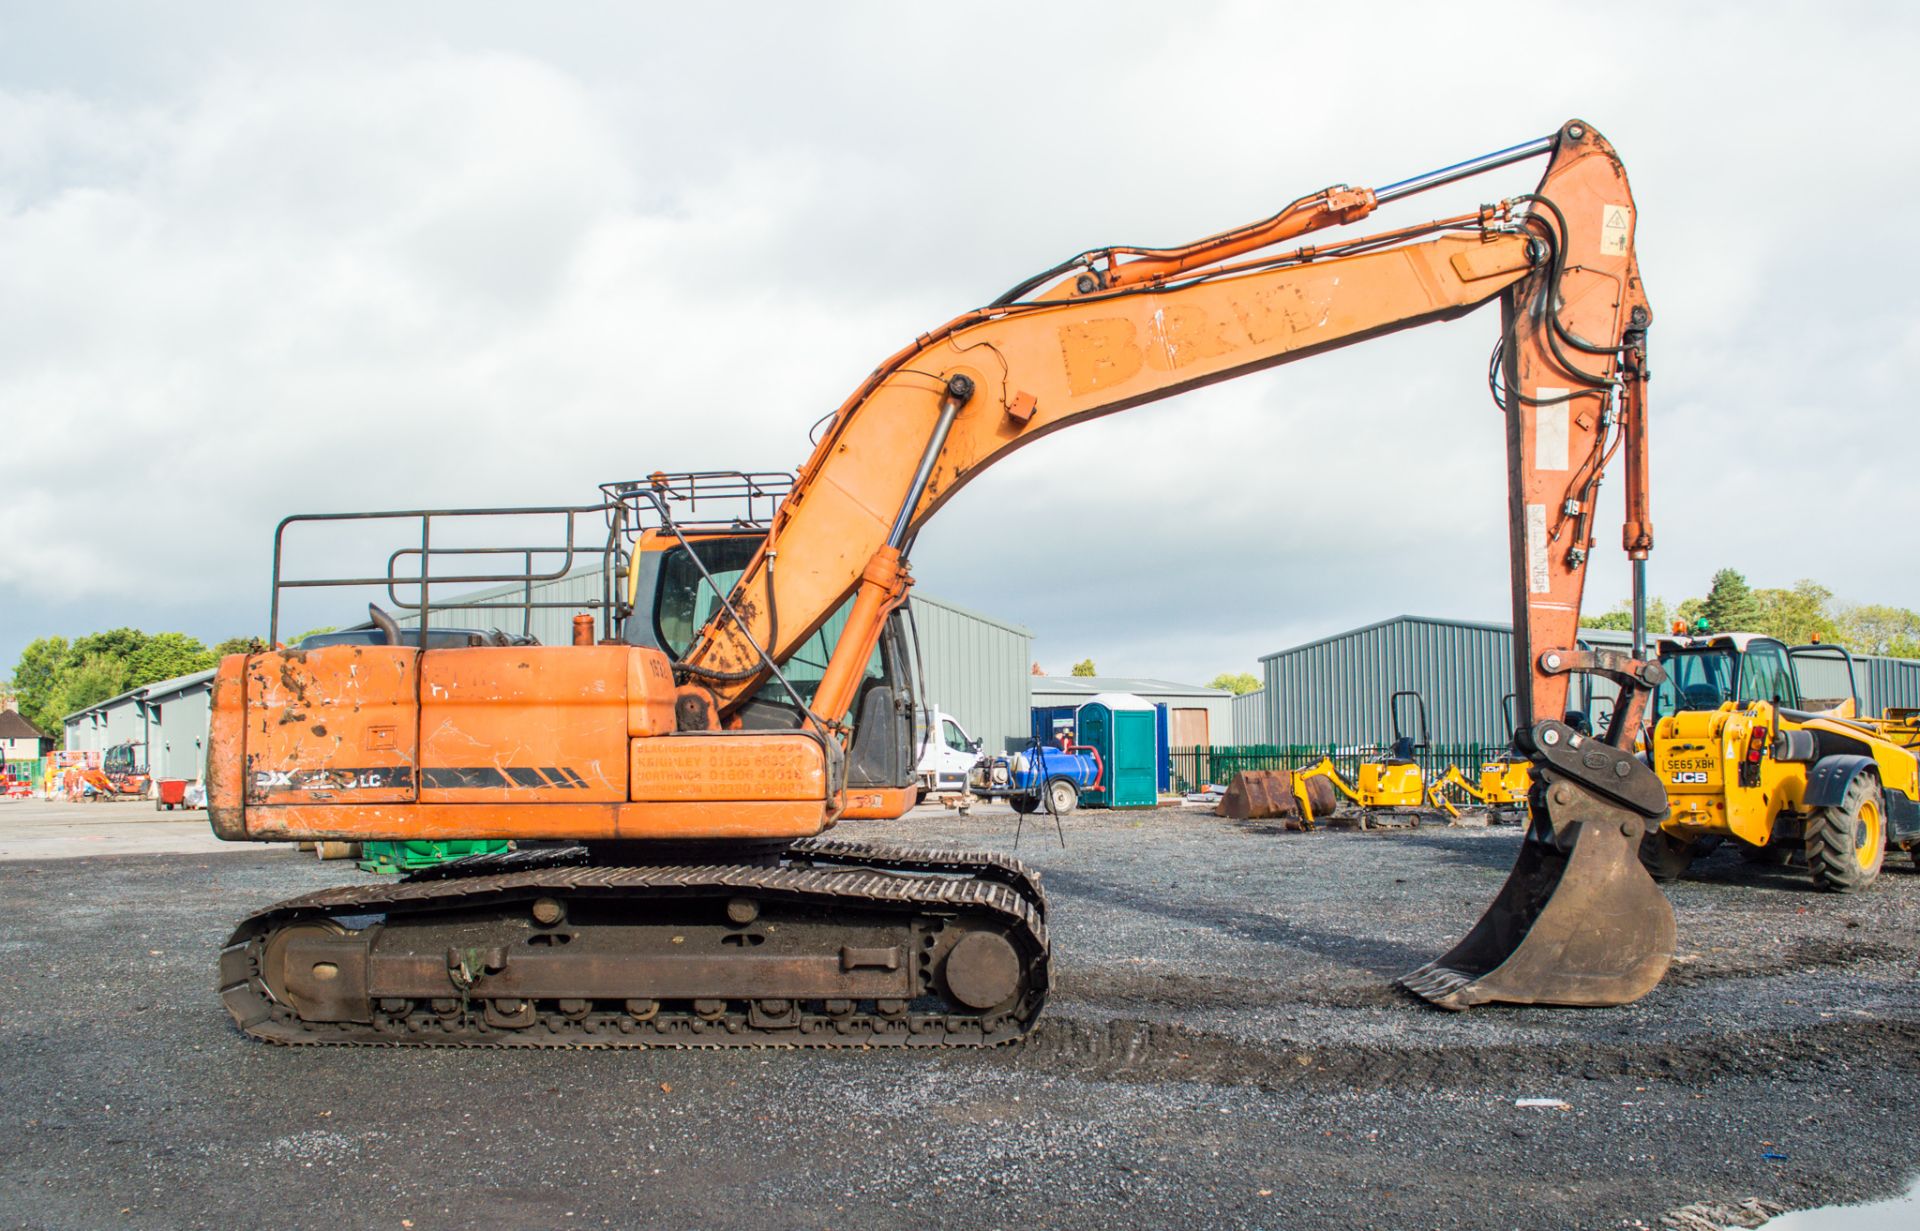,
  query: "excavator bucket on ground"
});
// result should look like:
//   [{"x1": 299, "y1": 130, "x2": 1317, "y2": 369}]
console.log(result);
[
  {"x1": 1214, "y1": 770, "x2": 1339, "y2": 827},
  {"x1": 1215, "y1": 771, "x2": 1297, "y2": 821},
  {"x1": 1401, "y1": 721, "x2": 1676, "y2": 1009}
]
